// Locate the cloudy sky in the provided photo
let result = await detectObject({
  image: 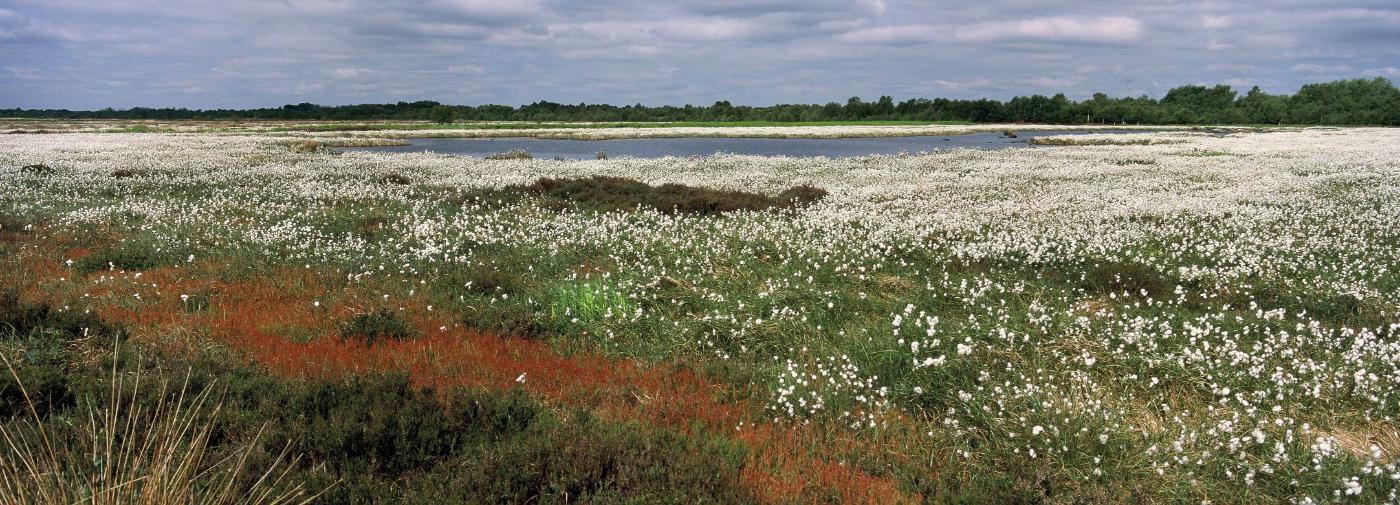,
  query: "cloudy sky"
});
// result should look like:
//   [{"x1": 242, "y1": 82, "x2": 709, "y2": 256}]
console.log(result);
[{"x1": 2, "y1": 0, "x2": 1398, "y2": 109}]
